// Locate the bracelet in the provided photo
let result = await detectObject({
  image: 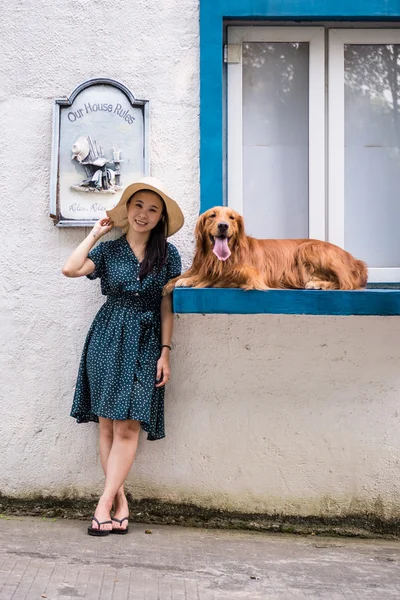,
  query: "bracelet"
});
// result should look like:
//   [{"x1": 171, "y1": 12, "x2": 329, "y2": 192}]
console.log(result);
[{"x1": 161, "y1": 344, "x2": 172, "y2": 351}]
